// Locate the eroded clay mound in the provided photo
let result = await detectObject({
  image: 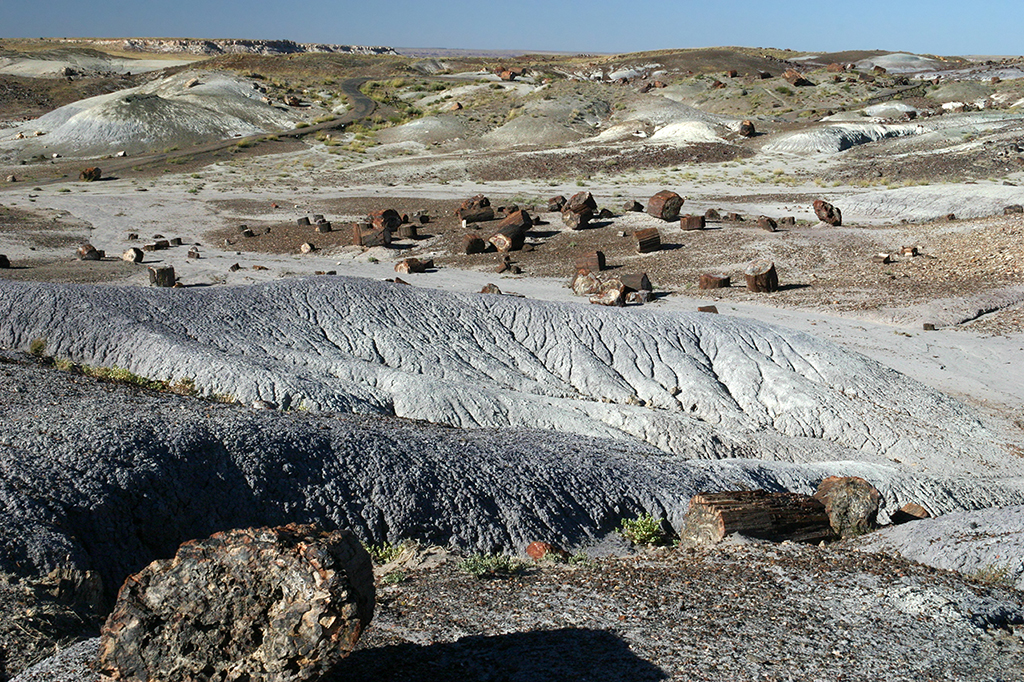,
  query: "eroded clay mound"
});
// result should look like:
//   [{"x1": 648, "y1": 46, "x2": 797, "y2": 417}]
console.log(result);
[{"x1": 0, "y1": 276, "x2": 1008, "y2": 476}]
